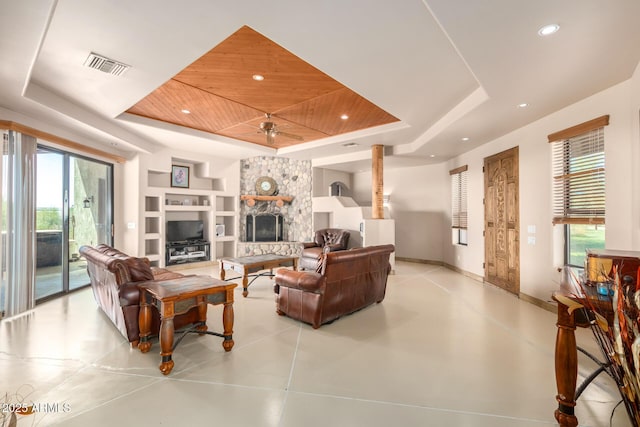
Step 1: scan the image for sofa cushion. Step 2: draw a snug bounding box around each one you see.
[123,257,154,282]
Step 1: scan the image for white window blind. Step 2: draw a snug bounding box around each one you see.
[450,165,468,229]
[550,116,607,225]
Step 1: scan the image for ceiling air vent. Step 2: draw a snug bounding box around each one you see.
[83,53,130,76]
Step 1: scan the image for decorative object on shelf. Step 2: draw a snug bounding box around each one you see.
[255,176,277,196]
[171,165,190,188]
[183,199,192,206]
[216,224,225,237]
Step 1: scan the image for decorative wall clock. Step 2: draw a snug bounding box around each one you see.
[255,176,277,196]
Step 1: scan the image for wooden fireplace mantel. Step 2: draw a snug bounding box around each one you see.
[240,195,293,207]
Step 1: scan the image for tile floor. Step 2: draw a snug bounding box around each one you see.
[0,262,631,426]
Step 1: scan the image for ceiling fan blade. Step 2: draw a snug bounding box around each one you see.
[276,131,304,141]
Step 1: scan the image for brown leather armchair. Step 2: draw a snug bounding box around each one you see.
[275,244,395,328]
[299,228,351,271]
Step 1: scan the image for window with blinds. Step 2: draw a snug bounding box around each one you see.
[450,165,468,234]
[549,116,608,225]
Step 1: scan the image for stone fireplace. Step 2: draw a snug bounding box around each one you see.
[238,157,312,256]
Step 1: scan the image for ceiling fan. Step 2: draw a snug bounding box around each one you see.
[259,113,303,145]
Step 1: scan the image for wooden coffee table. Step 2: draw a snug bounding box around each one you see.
[219,254,297,297]
[137,275,236,375]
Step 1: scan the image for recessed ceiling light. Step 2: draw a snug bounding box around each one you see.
[518,103,529,108]
[181,109,191,114]
[461,137,470,142]
[342,142,358,147]
[252,74,264,81]
[429,154,436,158]
[340,114,349,120]
[538,24,560,36]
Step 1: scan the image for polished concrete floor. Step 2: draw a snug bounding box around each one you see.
[0,262,631,426]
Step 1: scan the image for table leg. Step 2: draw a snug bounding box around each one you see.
[138,291,152,353]
[158,304,175,375]
[222,301,235,352]
[196,297,208,334]
[242,272,249,297]
[554,301,579,427]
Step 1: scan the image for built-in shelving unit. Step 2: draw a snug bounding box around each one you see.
[143,170,238,267]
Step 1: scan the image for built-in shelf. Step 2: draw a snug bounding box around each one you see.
[165,205,212,212]
[143,180,238,266]
[240,195,293,207]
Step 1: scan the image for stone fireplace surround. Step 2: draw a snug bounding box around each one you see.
[237,157,312,257]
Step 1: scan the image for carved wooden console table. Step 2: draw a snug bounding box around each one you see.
[553,284,635,426]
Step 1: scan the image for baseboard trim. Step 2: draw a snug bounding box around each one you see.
[397,257,555,313]
[442,263,485,283]
[395,257,443,266]
[519,292,556,313]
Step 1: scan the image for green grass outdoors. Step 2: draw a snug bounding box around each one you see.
[568,224,605,267]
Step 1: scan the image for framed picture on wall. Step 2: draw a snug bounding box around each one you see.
[171,165,190,188]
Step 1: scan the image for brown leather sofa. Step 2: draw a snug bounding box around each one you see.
[274,244,395,328]
[80,244,201,346]
[299,228,351,271]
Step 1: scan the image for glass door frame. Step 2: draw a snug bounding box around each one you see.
[36,144,114,303]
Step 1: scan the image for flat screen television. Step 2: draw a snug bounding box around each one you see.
[166,220,204,243]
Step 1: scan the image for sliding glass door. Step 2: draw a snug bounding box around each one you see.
[35,149,65,299]
[35,147,113,301]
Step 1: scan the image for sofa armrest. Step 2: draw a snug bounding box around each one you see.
[302,242,318,249]
[275,269,323,292]
[118,281,141,307]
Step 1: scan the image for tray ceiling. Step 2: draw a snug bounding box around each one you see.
[126,26,399,149]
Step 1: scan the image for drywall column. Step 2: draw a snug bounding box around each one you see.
[372,144,384,219]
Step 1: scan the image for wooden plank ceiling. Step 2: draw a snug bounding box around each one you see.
[126,26,399,149]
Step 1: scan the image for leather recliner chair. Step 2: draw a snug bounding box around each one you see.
[299,228,350,271]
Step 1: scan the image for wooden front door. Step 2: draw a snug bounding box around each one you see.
[484,147,520,294]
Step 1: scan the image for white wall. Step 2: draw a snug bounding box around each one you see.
[448,77,637,302]
[312,168,353,197]
[353,163,447,261]
[350,68,640,303]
